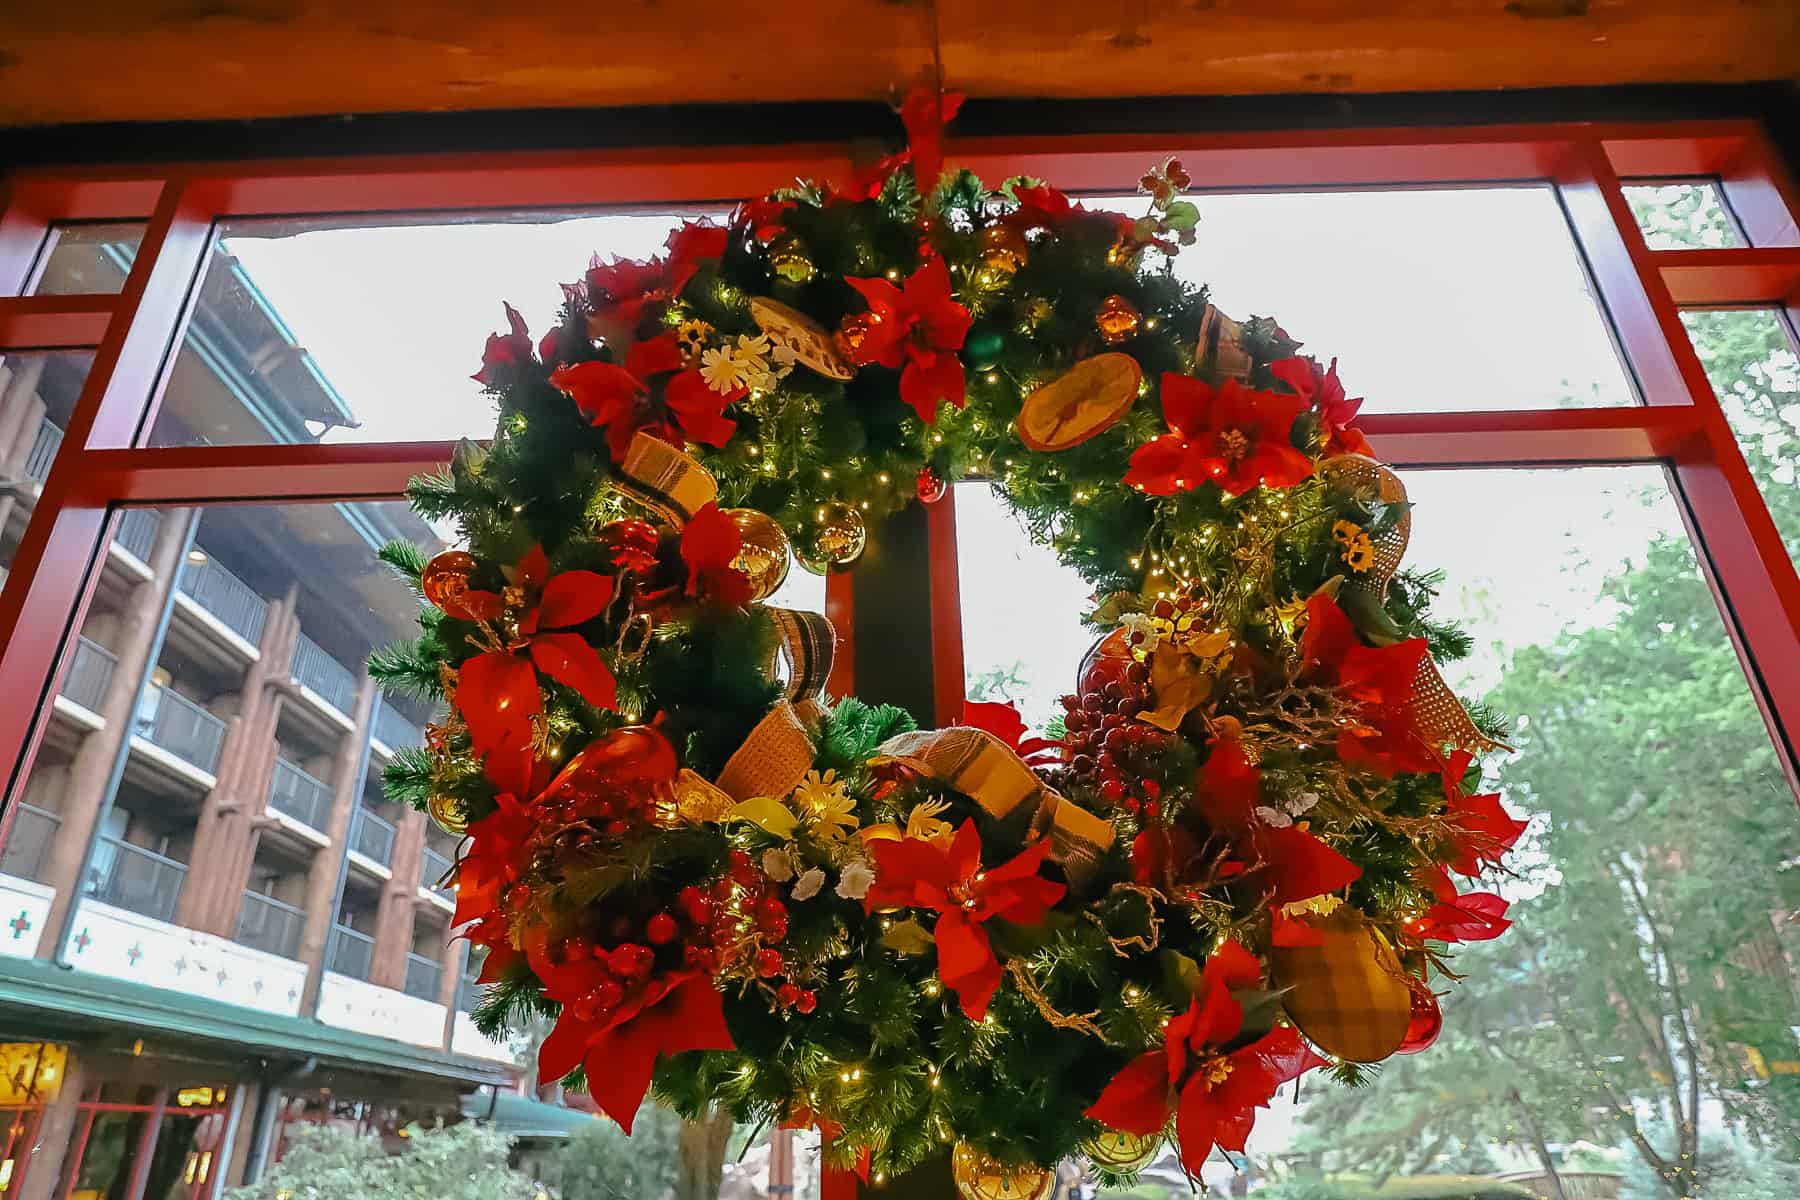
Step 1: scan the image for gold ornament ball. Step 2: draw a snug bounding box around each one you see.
[723,507,792,602]
[975,224,1029,287]
[797,502,866,574]
[768,234,817,285]
[1095,294,1142,345]
[951,1144,1053,1200]
[427,793,469,837]
[1081,1129,1160,1172]
[421,550,480,613]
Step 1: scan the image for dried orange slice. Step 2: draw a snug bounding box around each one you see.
[1015,352,1142,452]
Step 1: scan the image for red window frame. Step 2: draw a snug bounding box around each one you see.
[1,118,1797,821]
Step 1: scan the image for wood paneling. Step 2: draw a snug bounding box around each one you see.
[1,1,1796,127]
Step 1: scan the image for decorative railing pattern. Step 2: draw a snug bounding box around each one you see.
[24,417,62,483]
[267,758,331,830]
[372,701,424,752]
[0,802,61,882]
[291,631,357,715]
[350,808,396,866]
[113,508,162,562]
[420,847,455,899]
[236,890,305,960]
[135,687,226,775]
[88,837,187,922]
[329,923,375,980]
[61,636,117,713]
[179,554,268,645]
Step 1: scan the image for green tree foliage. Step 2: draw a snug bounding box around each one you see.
[1278,257,1800,1198]
[547,1101,682,1200]
[226,1122,545,1200]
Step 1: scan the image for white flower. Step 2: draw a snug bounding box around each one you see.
[762,847,795,882]
[1253,805,1292,828]
[791,867,827,901]
[1119,611,1161,651]
[1256,790,1320,829]
[699,345,753,393]
[835,861,875,900]
[768,340,798,379]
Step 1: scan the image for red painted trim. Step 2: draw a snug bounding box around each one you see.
[1716,127,1800,249]
[825,571,854,699]
[1655,247,1800,305]
[925,489,966,728]
[0,295,115,349]
[1361,406,1704,466]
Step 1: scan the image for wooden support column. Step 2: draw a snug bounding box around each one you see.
[296,672,376,1011]
[848,504,941,727]
[369,807,425,992]
[15,1046,84,1200]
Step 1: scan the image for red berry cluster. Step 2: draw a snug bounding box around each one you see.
[719,851,816,1015]
[1059,631,1174,817]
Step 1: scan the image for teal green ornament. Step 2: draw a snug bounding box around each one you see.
[964,324,1006,372]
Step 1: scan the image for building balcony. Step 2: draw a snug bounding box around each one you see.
[177,553,268,650]
[403,951,443,1002]
[349,808,396,871]
[113,507,162,565]
[85,837,186,923]
[0,801,60,884]
[23,416,61,485]
[420,847,455,904]
[59,635,117,715]
[370,701,423,758]
[328,923,375,981]
[132,685,226,780]
[290,630,357,720]
[235,890,305,960]
[267,757,331,834]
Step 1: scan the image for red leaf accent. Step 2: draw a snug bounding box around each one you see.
[528,632,618,710]
[1083,1051,1170,1136]
[536,570,614,631]
[456,650,540,756]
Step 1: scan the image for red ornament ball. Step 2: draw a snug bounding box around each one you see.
[794,989,818,1014]
[608,943,654,979]
[917,466,946,504]
[596,517,662,576]
[646,913,679,945]
[777,982,802,1007]
[755,948,785,978]
[1396,988,1443,1054]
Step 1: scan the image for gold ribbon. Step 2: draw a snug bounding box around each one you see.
[618,431,719,527]
[764,605,836,723]
[1197,303,1252,383]
[1323,455,1507,758]
[716,700,816,804]
[871,727,1115,888]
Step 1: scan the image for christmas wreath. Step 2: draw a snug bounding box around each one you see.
[375,92,1525,1193]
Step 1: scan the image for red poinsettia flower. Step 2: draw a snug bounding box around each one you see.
[1299,594,1438,778]
[1271,356,1373,458]
[1193,737,1361,907]
[473,302,536,386]
[735,197,797,242]
[1125,376,1313,498]
[535,965,735,1131]
[1440,750,1528,877]
[679,502,755,610]
[551,332,742,462]
[1007,183,1136,238]
[582,220,728,346]
[452,789,539,930]
[453,546,618,762]
[1411,865,1511,943]
[843,257,972,423]
[1085,941,1326,1175]
[864,818,1065,1019]
[959,700,1061,764]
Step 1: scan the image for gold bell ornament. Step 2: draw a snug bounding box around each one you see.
[723,507,792,602]
[1095,294,1142,345]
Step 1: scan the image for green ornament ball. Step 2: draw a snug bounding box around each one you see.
[964,324,1006,372]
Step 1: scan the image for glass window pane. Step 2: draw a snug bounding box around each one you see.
[1625,181,1746,250]
[1,351,93,578]
[28,222,145,295]
[149,211,719,447]
[1679,308,1800,560]
[955,466,1797,1193]
[1113,186,1636,412]
[0,499,467,1048]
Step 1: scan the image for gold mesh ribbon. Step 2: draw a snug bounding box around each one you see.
[716,700,816,804]
[618,431,719,527]
[1197,303,1253,383]
[1323,455,1507,758]
[764,606,836,722]
[872,727,1115,888]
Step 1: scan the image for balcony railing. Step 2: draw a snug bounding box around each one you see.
[23,417,62,484]
[135,687,226,775]
[236,890,305,960]
[350,808,395,866]
[179,554,268,646]
[291,631,357,715]
[267,758,331,830]
[0,802,61,883]
[88,837,187,922]
[403,952,444,1002]
[113,508,162,563]
[372,702,423,752]
[329,923,375,981]
[457,973,485,1015]
[60,636,117,713]
[421,847,455,899]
